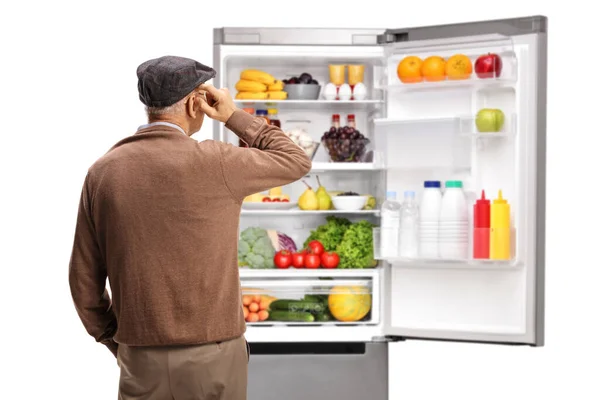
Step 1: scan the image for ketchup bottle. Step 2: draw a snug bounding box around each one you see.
[473,190,490,259]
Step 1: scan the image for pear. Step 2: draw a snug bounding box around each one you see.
[298,180,319,211]
[315,176,332,210]
[363,194,377,210]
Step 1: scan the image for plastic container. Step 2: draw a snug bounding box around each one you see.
[490,190,511,260]
[419,181,442,258]
[473,190,491,259]
[439,180,469,259]
[380,191,402,258]
[399,191,419,258]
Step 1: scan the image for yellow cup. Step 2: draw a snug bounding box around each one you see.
[348,65,365,86]
[329,65,346,86]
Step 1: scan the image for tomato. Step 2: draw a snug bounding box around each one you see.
[307,240,325,256]
[304,253,321,269]
[320,252,340,269]
[291,251,306,268]
[262,197,271,202]
[281,198,289,202]
[274,250,292,269]
[271,197,281,202]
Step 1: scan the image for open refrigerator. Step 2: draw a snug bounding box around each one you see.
[213,15,547,400]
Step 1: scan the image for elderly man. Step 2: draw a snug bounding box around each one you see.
[68,55,312,399]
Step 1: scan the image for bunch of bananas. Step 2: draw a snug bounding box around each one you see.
[235,70,287,100]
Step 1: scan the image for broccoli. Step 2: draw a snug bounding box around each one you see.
[238,227,275,269]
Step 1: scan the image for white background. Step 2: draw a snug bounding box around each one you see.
[1,1,598,399]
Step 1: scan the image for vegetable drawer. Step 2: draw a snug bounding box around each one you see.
[241,278,377,326]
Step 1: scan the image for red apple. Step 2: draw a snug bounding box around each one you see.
[475,53,502,79]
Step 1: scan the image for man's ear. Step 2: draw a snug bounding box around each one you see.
[186,96,197,118]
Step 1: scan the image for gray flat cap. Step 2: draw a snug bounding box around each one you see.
[137,55,216,108]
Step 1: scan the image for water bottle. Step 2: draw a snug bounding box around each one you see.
[399,191,419,258]
[419,181,443,259]
[381,191,401,258]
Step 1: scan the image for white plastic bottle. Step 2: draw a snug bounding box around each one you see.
[399,191,419,258]
[419,181,443,259]
[439,180,469,259]
[380,191,402,258]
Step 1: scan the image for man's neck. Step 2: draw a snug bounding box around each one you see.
[148,116,190,136]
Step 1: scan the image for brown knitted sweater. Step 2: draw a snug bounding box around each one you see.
[68,111,312,355]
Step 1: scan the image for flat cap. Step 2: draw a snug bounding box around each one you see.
[137,55,216,108]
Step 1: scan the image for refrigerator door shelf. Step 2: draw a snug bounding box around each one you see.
[372,227,519,269]
[382,37,518,90]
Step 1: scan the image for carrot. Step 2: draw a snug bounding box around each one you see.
[242,296,252,306]
[258,310,269,321]
[247,312,259,323]
[248,302,259,313]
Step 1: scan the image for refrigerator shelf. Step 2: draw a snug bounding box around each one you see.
[234,99,384,110]
[241,209,380,216]
[246,321,376,327]
[239,267,380,279]
[310,162,383,172]
[385,258,518,270]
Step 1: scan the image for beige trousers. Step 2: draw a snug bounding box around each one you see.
[117,335,249,400]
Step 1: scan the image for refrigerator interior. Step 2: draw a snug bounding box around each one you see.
[214,19,545,346]
[216,45,389,342]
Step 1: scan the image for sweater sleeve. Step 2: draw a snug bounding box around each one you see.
[68,174,118,357]
[217,110,312,200]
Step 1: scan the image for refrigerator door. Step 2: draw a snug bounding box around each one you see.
[377,16,547,345]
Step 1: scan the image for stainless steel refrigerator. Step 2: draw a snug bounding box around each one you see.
[212,15,547,400]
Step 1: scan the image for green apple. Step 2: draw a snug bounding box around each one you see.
[475,108,505,132]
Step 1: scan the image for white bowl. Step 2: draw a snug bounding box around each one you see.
[332,195,368,211]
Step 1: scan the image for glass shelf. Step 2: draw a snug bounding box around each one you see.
[309,162,383,172]
[241,209,380,217]
[234,99,384,110]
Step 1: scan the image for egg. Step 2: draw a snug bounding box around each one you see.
[338,83,352,101]
[323,83,337,100]
[352,82,367,100]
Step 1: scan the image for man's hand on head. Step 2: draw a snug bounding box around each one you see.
[198,84,238,123]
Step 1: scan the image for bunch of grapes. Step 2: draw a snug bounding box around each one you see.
[321,126,370,162]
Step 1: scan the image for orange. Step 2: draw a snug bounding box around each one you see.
[445,54,473,80]
[421,56,446,81]
[397,56,423,83]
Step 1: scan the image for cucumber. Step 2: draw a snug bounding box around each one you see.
[302,295,327,303]
[315,311,333,322]
[268,310,315,322]
[269,300,325,313]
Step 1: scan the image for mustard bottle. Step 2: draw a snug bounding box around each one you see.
[490,190,511,260]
